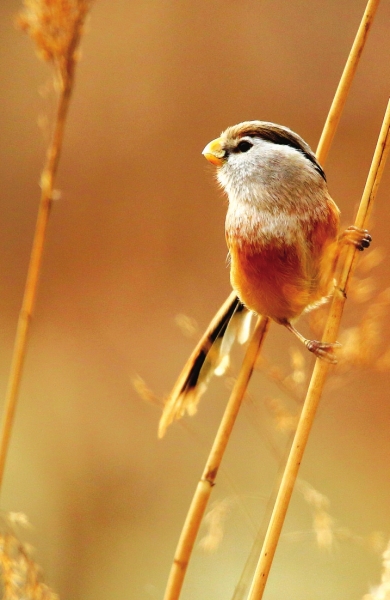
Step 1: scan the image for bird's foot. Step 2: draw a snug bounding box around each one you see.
[304,339,341,364]
[340,226,372,251]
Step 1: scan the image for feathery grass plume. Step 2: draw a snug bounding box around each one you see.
[255,356,304,405]
[298,480,329,511]
[298,482,385,555]
[198,498,234,553]
[174,314,199,339]
[338,287,390,368]
[289,348,307,384]
[0,513,58,600]
[132,375,164,409]
[297,480,334,551]
[366,532,387,555]
[348,275,377,304]
[262,348,308,395]
[263,397,298,433]
[362,539,390,600]
[358,246,385,274]
[312,509,334,551]
[17,0,93,87]
[335,528,386,554]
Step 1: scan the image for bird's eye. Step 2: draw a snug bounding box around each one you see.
[236,140,253,153]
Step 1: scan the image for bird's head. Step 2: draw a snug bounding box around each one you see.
[202,121,326,185]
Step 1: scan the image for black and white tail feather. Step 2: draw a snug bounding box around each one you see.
[158,293,252,437]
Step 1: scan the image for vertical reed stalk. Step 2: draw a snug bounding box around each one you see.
[0,1,93,493]
[247,99,390,600]
[0,85,71,491]
[316,0,381,163]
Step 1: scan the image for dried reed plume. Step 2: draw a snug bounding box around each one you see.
[363,539,390,600]
[0,513,58,600]
[17,0,92,87]
[198,498,234,553]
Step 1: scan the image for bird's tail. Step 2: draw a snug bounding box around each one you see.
[159,292,251,437]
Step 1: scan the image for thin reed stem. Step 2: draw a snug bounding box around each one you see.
[163,317,269,600]
[0,82,73,492]
[247,98,390,600]
[316,0,381,164]
[0,1,92,493]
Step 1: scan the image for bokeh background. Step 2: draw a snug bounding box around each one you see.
[0,1,390,598]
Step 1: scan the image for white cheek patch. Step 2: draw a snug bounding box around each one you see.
[217,158,261,204]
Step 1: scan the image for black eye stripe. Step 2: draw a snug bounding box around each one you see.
[236,128,326,181]
[257,133,326,180]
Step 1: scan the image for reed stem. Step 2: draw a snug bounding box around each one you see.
[0,80,74,491]
[316,0,381,164]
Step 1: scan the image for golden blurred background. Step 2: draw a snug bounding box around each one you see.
[0,1,390,598]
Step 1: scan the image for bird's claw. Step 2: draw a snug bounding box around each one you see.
[305,340,341,364]
[342,226,372,251]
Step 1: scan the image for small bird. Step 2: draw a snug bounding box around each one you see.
[159,121,371,436]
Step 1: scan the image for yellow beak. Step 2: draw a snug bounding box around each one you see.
[202,137,225,166]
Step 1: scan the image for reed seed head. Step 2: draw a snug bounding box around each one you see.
[17,0,93,85]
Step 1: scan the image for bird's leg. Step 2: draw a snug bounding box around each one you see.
[283,322,340,364]
[339,225,372,251]
[282,227,371,364]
